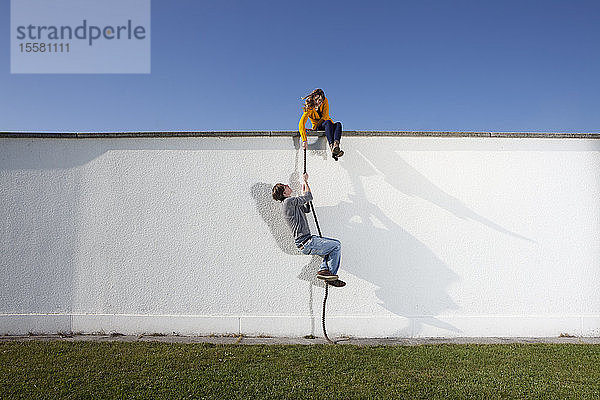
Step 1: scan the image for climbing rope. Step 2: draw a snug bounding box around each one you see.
[303,146,335,344]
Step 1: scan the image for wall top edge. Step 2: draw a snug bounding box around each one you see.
[1,131,599,139]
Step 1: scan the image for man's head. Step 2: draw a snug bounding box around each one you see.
[272,183,292,201]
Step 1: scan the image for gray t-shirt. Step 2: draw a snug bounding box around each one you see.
[282,192,313,246]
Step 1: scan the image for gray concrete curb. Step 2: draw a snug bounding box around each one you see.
[2,335,600,346]
[0,131,599,139]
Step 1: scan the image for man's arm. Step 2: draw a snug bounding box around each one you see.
[302,202,311,213]
[302,173,311,194]
[297,173,313,205]
[301,174,312,212]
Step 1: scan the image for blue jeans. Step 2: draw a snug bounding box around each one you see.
[316,120,342,144]
[300,235,341,275]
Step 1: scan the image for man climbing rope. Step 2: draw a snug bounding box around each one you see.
[272,173,345,287]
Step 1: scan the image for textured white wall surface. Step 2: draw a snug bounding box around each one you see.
[1,136,599,337]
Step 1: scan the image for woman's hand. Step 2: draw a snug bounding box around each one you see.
[302,141,307,150]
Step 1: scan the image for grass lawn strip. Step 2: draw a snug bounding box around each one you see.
[1,342,599,399]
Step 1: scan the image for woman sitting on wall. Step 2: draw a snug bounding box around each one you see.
[298,88,344,160]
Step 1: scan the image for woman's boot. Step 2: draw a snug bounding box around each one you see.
[329,142,339,161]
[332,141,344,159]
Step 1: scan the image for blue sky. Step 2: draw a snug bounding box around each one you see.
[2,0,599,132]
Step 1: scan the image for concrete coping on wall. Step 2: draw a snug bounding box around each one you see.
[1,131,599,139]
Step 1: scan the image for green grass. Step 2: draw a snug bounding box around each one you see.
[1,342,600,399]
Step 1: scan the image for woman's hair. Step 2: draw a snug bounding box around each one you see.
[272,183,286,201]
[302,88,325,111]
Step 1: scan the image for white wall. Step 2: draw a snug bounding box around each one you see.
[1,136,599,337]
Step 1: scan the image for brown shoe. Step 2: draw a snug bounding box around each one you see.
[317,270,339,281]
[328,279,346,287]
[332,141,343,159]
[332,141,341,156]
[329,143,338,161]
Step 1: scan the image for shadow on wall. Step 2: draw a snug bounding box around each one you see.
[329,139,533,335]
[252,137,533,337]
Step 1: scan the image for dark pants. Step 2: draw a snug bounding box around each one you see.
[317,120,342,144]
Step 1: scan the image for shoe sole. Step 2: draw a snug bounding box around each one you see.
[317,274,339,281]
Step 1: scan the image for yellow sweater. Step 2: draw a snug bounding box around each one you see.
[298,97,333,142]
